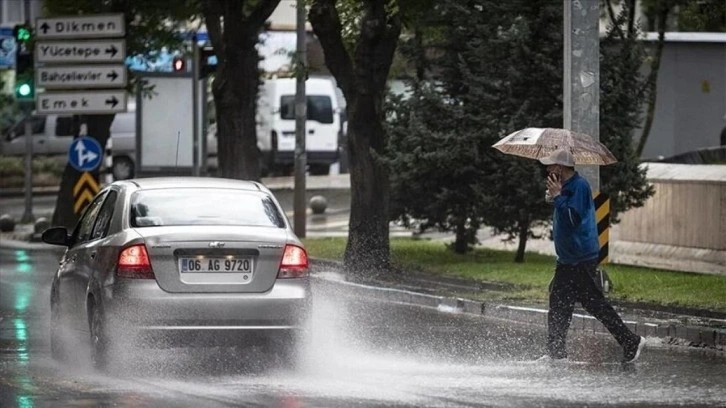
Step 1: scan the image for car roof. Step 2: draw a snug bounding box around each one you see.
[114,177,268,193]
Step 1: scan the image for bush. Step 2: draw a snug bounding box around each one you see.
[0,157,24,178]
[0,156,63,188]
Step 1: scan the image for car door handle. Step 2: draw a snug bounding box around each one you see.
[308,129,315,134]
[37,140,45,144]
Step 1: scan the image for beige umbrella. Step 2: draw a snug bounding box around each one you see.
[492,127,618,165]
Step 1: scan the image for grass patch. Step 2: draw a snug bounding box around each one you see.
[0,156,63,188]
[303,236,726,313]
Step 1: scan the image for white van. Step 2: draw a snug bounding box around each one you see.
[1,103,216,180]
[256,76,342,175]
[0,106,137,180]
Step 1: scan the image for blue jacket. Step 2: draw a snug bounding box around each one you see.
[552,173,600,265]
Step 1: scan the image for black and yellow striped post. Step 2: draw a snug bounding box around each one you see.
[73,172,100,215]
[593,192,610,265]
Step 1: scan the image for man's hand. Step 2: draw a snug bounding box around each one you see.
[546,173,562,198]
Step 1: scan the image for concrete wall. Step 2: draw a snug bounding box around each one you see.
[618,180,725,250]
[614,163,726,275]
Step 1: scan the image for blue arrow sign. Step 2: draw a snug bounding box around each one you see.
[68,136,102,172]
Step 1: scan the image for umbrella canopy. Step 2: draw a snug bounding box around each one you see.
[492,127,618,165]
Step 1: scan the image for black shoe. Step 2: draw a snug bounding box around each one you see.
[623,336,646,363]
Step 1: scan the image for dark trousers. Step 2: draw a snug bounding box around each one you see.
[547,260,639,358]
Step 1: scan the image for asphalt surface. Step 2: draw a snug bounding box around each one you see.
[2,247,726,407]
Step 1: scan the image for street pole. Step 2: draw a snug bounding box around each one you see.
[293,0,307,237]
[564,0,600,192]
[20,110,34,223]
[192,33,201,177]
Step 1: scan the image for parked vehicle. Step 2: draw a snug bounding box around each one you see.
[0,106,137,180]
[1,76,346,178]
[256,76,343,175]
[41,177,311,369]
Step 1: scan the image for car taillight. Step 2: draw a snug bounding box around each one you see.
[116,244,155,279]
[277,244,308,279]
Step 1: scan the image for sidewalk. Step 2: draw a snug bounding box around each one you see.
[309,259,726,352]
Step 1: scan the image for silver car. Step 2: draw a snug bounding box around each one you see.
[42,177,311,369]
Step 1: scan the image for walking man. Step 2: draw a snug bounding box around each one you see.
[540,149,645,363]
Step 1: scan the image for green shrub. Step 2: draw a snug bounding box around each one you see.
[0,157,24,177]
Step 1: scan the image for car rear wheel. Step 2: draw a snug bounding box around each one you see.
[88,301,109,370]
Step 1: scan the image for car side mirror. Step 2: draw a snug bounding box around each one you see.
[42,227,71,246]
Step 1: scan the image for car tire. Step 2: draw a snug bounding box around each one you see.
[111,156,134,180]
[88,301,109,370]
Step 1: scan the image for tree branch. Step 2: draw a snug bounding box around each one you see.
[309,0,355,97]
[605,0,625,40]
[626,0,636,39]
[203,0,225,66]
[354,1,402,93]
[248,0,281,27]
[637,2,670,156]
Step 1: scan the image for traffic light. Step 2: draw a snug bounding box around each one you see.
[13,25,31,42]
[13,24,34,101]
[172,56,185,72]
[199,46,217,78]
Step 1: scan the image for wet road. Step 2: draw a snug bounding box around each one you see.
[1,247,725,407]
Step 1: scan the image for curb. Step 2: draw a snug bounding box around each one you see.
[0,186,60,198]
[310,259,726,351]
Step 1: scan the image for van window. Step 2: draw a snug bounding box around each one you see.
[280,95,334,124]
[55,116,75,136]
[8,116,45,139]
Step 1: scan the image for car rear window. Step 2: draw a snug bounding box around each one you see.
[130,189,286,228]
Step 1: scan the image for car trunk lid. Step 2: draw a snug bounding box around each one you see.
[134,226,289,293]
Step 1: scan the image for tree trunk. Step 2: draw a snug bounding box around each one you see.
[514,212,530,263]
[453,219,468,254]
[212,40,260,180]
[309,0,402,277]
[203,0,281,181]
[636,2,670,157]
[344,93,390,274]
[52,114,114,229]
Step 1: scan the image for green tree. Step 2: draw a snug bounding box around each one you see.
[601,0,655,221]
[44,0,196,228]
[0,79,18,134]
[387,0,653,262]
[201,0,281,180]
[387,85,489,254]
[308,0,403,275]
[411,0,561,262]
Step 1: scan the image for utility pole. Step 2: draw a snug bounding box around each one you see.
[20,111,34,223]
[564,0,600,192]
[192,32,201,177]
[293,0,307,237]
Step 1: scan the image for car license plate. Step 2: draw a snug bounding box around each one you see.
[179,257,253,273]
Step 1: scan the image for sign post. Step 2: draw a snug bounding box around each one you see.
[35,13,127,115]
[36,13,127,221]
